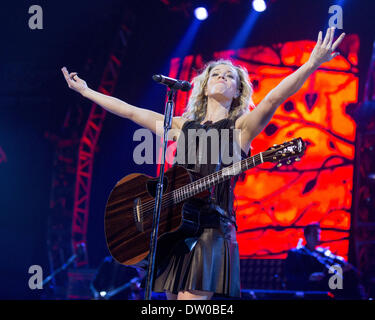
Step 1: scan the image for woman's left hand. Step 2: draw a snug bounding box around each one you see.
[308,27,346,68]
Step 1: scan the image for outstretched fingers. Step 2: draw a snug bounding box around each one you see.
[61,67,73,84]
[328,27,335,48]
[321,28,331,47]
[332,32,346,51]
[311,28,345,65]
[317,31,323,46]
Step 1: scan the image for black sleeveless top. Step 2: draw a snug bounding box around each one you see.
[173,117,248,224]
[150,117,246,297]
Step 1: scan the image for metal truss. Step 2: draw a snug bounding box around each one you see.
[46,11,134,298]
[71,17,134,268]
[46,104,85,298]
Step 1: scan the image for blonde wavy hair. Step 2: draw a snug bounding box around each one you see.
[182,59,254,122]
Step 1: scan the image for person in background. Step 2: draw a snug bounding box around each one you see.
[285,223,364,299]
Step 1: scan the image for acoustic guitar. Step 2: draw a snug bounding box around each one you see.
[105,137,306,266]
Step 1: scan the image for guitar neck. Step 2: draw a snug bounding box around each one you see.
[172,152,264,203]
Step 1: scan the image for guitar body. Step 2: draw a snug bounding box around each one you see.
[104,137,305,267]
[105,165,209,266]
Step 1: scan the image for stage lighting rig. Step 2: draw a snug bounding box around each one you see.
[252,0,267,12]
[194,7,208,20]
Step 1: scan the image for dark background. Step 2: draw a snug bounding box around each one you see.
[0,0,374,299]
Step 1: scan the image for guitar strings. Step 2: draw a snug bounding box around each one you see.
[138,153,262,215]
[138,142,300,215]
[137,153,263,216]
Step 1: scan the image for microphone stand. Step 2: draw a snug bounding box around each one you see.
[43,243,86,295]
[43,253,78,286]
[144,88,175,300]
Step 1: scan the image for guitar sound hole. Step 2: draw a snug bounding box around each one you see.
[146,177,168,198]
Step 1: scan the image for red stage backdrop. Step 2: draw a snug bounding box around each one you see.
[164,35,359,259]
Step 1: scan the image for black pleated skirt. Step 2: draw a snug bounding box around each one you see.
[152,214,241,298]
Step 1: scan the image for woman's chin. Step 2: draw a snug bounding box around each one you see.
[208,93,232,103]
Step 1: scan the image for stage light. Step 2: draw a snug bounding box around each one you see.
[228,10,260,50]
[99,291,107,297]
[194,7,208,20]
[252,0,266,12]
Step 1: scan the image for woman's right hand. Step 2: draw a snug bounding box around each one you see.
[61,66,88,95]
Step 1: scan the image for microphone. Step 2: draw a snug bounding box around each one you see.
[152,74,191,91]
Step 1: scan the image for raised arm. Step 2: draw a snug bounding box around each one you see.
[61,67,186,137]
[237,27,345,143]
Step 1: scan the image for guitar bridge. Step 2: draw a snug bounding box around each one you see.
[133,198,144,232]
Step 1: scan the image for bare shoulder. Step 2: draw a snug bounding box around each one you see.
[167,116,189,141]
[172,116,189,130]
